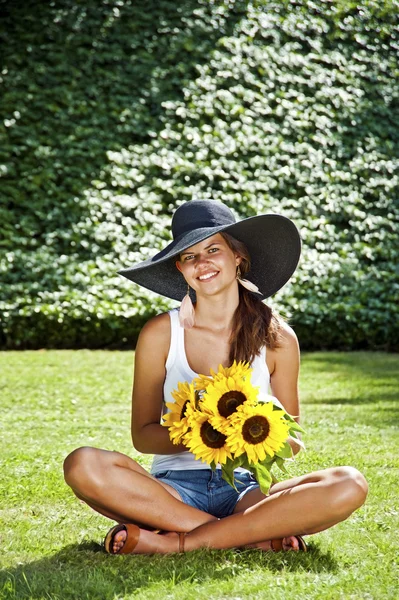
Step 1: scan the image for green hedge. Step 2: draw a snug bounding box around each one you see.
[1,0,398,350]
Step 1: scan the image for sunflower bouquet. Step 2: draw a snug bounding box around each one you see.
[163,361,304,494]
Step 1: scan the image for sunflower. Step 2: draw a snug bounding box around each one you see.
[162,381,197,444]
[216,360,252,380]
[193,360,252,391]
[225,402,290,464]
[199,370,259,431]
[184,411,232,465]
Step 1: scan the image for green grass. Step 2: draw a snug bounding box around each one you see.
[1,351,398,600]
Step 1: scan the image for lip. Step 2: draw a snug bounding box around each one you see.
[196,271,219,282]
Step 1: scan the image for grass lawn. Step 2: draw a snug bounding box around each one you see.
[0,350,398,600]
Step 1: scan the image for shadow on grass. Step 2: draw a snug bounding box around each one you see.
[302,352,399,378]
[305,395,399,428]
[308,390,399,405]
[302,353,399,425]
[0,541,338,599]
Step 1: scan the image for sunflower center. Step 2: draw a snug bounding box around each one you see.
[200,421,227,449]
[242,415,270,444]
[218,391,247,418]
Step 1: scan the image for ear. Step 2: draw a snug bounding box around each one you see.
[175,260,183,273]
[235,255,242,266]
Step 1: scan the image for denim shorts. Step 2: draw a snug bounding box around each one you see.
[153,469,260,519]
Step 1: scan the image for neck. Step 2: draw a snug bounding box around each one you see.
[193,288,240,332]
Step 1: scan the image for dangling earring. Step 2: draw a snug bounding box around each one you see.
[236,266,262,295]
[179,284,195,329]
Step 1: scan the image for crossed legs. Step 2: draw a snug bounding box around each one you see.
[64,447,218,531]
[63,446,368,554]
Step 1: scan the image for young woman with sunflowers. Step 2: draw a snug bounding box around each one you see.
[63,200,368,555]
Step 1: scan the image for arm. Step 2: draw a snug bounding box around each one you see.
[131,314,186,455]
[268,322,302,455]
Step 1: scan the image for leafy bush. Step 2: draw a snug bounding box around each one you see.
[1,0,398,350]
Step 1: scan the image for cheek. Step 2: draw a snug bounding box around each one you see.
[176,262,193,280]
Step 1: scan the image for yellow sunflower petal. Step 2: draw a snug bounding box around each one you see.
[225,402,290,465]
[184,412,231,465]
[163,382,197,444]
[200,373,259,422]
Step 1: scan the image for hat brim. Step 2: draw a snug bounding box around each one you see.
[118,214,301,301]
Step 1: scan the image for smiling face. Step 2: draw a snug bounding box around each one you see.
[175,233,241,297]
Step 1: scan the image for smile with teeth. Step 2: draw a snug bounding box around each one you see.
[197,271,218,281]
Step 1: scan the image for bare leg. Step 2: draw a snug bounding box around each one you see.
[233,467,364,551]
[63,447,217,532]
[112,466,368,554]
[65,446,305,553]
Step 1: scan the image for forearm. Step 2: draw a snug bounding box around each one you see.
[132,423,186,455]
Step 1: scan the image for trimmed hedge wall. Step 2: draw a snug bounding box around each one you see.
[1,0,398,350]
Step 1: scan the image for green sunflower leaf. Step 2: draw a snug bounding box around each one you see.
[221,456,243,490]
[251,462,273,495]
[285,418,306,434]
[221,466,236,490]
[238,456,251,471]
[276,441,293,459]
[275,456,288,474]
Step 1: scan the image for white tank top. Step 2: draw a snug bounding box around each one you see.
[150,308,272,473]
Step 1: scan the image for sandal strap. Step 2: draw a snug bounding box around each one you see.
[120,524,140,554]
[270,538,284,551]
[178,532,186,553]
[270,536,307,552]
[297,535,307,552]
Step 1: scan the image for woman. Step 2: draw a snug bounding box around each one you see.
[63,200,368,554]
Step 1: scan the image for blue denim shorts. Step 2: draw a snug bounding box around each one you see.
[153,469,260,519]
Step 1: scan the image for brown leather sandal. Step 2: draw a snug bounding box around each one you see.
[178,532,186,553]
[104,523,141,554]
[270,536,307,552]
[104,524,187,555]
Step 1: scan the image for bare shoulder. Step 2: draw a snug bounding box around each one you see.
[136,312,171,357]
[139,312,171,338]
[267,320,299,375]
[278,321,300,353]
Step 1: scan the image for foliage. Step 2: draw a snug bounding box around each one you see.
[0,350,398,599]
[0,0,398,349]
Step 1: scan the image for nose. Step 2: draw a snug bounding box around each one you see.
[195,253,211,267]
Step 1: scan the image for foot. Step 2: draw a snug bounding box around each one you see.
[246,536,303,552]
[282,536,301,551]
[112,528,127,554]
[108,526,181,555]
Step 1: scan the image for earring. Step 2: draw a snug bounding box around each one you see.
[179,284,195,329]
[236,266,262,295]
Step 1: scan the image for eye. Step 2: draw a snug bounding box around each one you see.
[183,254,195,262]
[208,247,219,254]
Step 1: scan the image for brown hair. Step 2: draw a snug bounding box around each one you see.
[221,232,284,364]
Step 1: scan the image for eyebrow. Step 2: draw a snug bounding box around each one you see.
[180,242,220,257]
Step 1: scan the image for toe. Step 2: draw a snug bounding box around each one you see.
[282,536,300,551]
[113,529,127,553]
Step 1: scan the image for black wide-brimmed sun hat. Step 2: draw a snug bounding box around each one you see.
[118,200,301,301]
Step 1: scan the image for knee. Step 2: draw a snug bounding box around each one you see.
[329,466,368,517]
[63,446,100,490]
